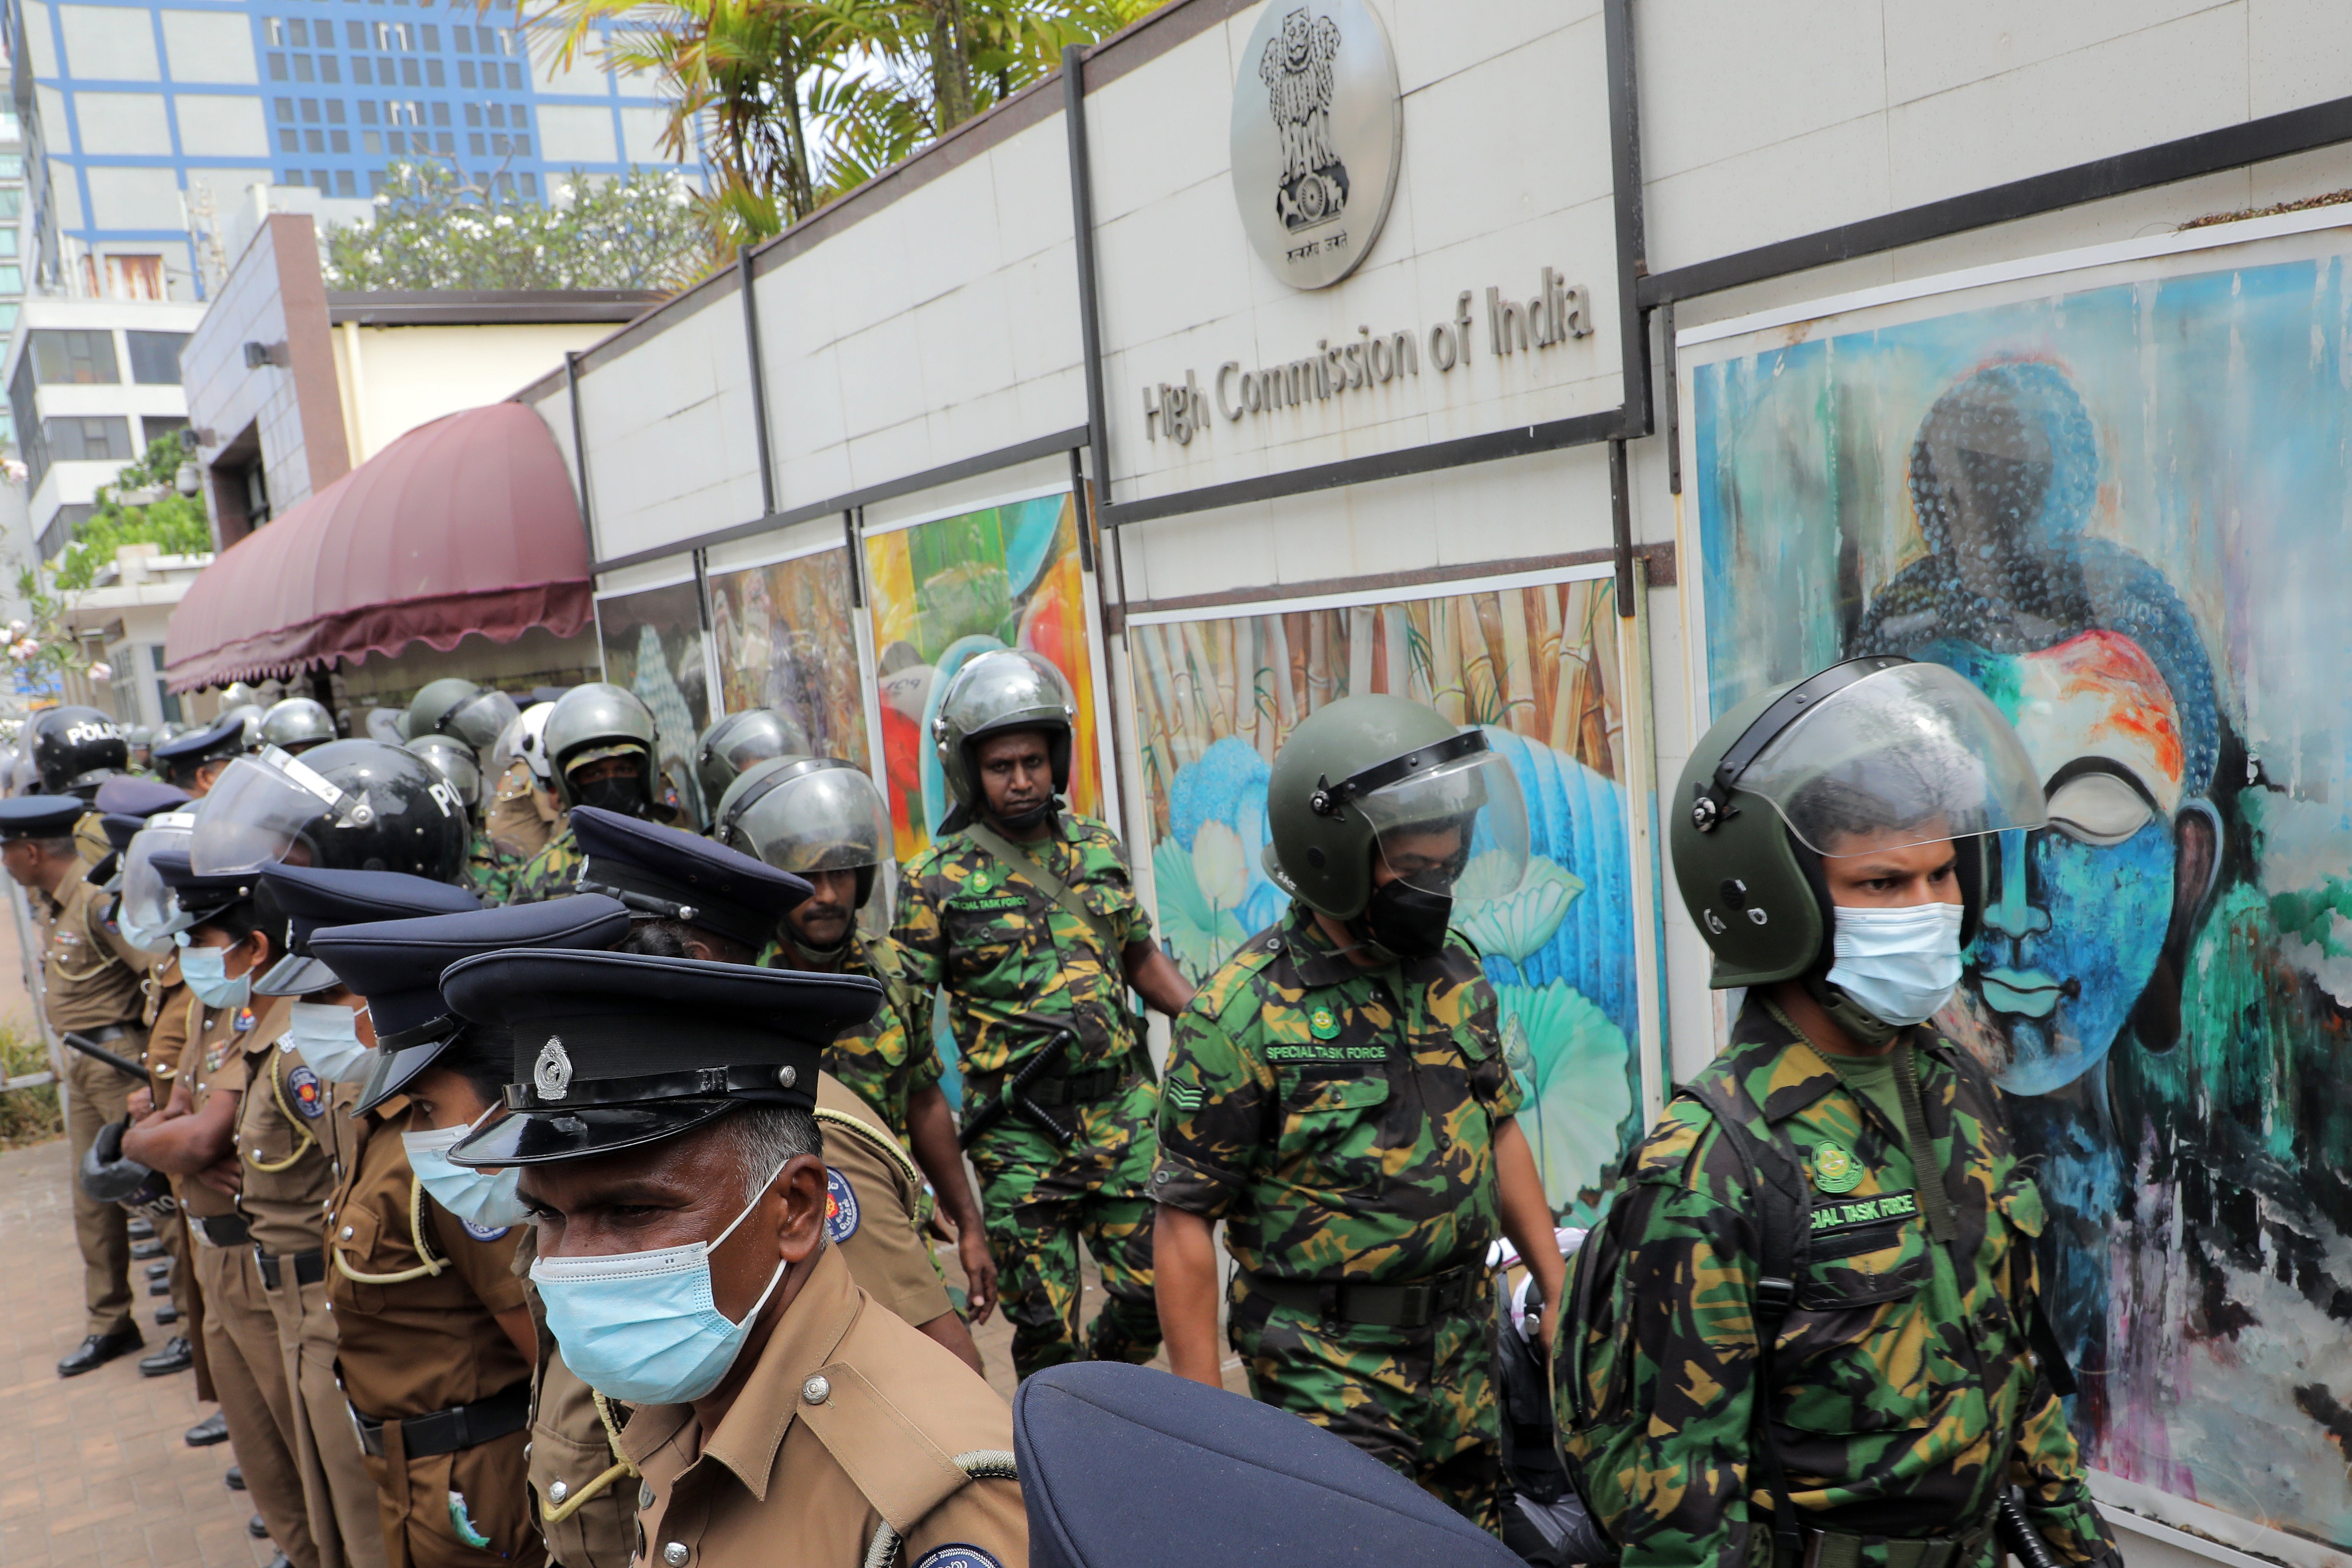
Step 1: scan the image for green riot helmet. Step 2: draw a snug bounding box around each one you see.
[259,697,337,753]
[695,708,809,812]
[407,678,520,754]
[544,682,659,814]
[931,650,1076,833]
[405,733,483,811]
[1671,656,2048,992]
[1264,694,1529,961]
[714,756,891,910]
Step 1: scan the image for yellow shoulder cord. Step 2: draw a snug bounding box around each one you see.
[243,1049,318,1172]
[538,1391,640,1525]
[331,1175,448,1284]
[813,1106,923,1189]
[860,1452,1017,1568]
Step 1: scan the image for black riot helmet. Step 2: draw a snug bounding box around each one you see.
[30,706,128,799]
[189,740,470,884]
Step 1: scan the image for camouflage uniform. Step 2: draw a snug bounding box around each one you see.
[465,826,523,906]
[762,933,939,1143]
[1154,901,1522,1529]
[893,810,1161,1378]
[504,822,580,905]
[1557,1001,2115,1568]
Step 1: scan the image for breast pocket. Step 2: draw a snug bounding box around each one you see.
[1279,1072,1391,1197]
[1774,1196,1935,1436]
[327,1204,389,1315]
[944,897,1029,981]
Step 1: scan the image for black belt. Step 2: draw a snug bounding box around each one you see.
[1775,1519,1997,1568]
[192,1213,251,1247]
[255,1249,324,1289]
[1240,1262,1483,1329]
[352,1381,531,1460]
[80,1024,134,1044]
[1023,1065,1133,1108]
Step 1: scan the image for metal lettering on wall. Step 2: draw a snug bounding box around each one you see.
[1140,271,1591,444]
[1230,0,1402,290]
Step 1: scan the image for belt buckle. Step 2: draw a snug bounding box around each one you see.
[1396,1281,1432,1328]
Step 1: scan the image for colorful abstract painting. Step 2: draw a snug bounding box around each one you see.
[861,492,1103,862]
[1687,236,2352,1548]
[1126,577,1643,1220]
[708,547,870,766]
[594,579,711,827]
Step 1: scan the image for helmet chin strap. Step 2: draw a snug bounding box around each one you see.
[1801,972,1902,1050]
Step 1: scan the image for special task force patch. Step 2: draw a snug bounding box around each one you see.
[287,1065,327,1120]
[913,1547,1002,1568]
[1810,1140,1864,1194]
[824,1167,861,1243]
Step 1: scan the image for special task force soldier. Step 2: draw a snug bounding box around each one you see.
[893,650,1194,1378]
[1555,658,2120,1568]
[442,945,1030,1568]
[405,680,525,900]
[1150,696,1566,1533]
[508,684,670,905]
[714,756,998,1322]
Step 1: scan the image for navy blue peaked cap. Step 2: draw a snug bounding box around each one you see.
[153,716,243,772]
[441,948,880,1166]
[1014,1364,1525,1568]
[99,813,150,852]
[149,846,260,924]
[0,795,88,840]
[568,804,811,951]
[252,864,483,999]
[309,895,632,1114]
[93,777,188,818]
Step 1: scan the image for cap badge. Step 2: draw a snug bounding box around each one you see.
[535,1036,573,1101]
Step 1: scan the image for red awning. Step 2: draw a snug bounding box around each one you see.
[165,402,591,691]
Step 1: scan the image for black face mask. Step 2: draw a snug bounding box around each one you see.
[1359,878,1452,962]
[572,775,644,817]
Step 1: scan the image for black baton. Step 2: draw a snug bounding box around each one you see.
[959,1028,1075,1150]
[62,1032,149,1081]
[1999,1492,2065,1568]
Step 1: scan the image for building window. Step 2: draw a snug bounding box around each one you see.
[312,169,330,189]
[457,58,475,87]
[504,62,519,89]
[425,58,443,85]
[0,231,18,260]
[420,23,438,48]
[321,55,340,82]
[140,414,188,448]
[401,58,418,85]
[434,131,451,153]
[385,130,404,153]
[28,329,119,385]
[46,417,132,463]
[268,52,288,78]
[293,54,314,81]
[485,103,503,127]
[359,100,379,124]
[519,172,537,197]
[515,133,530,156]
[301,98,321,121]
[463,102,480,126]
[430,100,449,125]
[0,307,21,332]
[327,100,346,124]
[346,20,368,47]
[289,18,310,45]
[352,56,371,83]
[489,132,507,155]
[369,170,385,194]
[279,129,300,152]
[306,128,324,152]
[335,170,355,195]
[363,130,381,153]
[330,129,348,152]
[0,267,23,294]
[266,17,285,43]
[275,97,295,122]
[0,156,24,178]
[468,131,483,156]
[126,331,187,385]
[453,25,469,50]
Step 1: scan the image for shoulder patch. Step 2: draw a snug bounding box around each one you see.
[824,1166,861,1243]
[287,1065,327,1120]
[460,1219,511,1242]
[913,1547,1002,1568]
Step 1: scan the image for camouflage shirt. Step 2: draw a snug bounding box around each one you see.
[1557,1001,2112,1568]
[893,812,1152,1083]
[465,825,524,906]
[504,821,580,905]
[1152,901,1523,1283]
[761,932,940,1141]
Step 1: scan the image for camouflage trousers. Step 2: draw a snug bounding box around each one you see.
[968,1082,1162,1380]
[1228,1275,1503,1534]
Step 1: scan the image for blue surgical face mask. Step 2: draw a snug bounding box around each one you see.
[1825,902,1966,1027]
[530,1162,789,1405]
[287,1001,372,1084]
[176,936,253,1011]
[403,1107,530,1233]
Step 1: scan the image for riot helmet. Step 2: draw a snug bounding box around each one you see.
[408,678,520,755]
[544,682,659,815]
[695,708,809,812]
[222,703,266,752]
[117,810,197,950]
[125,724,154,768]
[190,740,470,884]
[932,650,1076,832]
[220,681,261,709]
[1264,695,1528,962]
[259,697,337,754]
[1669,657,2046,1019]
[405,732,483,811]
[714,756,891,913]
[503,701,558,791]
[364,708,407,744]
[29,705,128,797]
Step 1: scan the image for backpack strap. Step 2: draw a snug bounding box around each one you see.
[1681,1069,1811,1564]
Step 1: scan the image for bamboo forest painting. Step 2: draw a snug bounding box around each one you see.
[1688,237,2352,1547]
[1126,577,1644,1219]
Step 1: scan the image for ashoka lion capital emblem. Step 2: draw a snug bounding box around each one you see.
[1260,8,1348,231]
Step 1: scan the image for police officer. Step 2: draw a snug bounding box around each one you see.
[27,705,130,801]
[404,734,503,901]
[261,699,339,755]
[1555,658,2119,1568]
[693,708,807,814]
[1150,695,1563,1532]
[482,704,560,881]
[507,684,668,905]
[563,803,985,1371]
[121,848,318,1568]
[443,947,1029,1568]
[0,793,154,1375]
[715,755,996,1321]
[893,650,1192,1379]
[156,714,249,797]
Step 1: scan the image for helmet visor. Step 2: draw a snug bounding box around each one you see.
[721,764,889,881]
[119,814,195,951]
[1349,734,1531,907]
[408,740,482,808]
[446,690,520,752]
[190,748,368,874]
[1733,662,2049,858]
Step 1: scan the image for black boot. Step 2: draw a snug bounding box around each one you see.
[56,1328,141,1378]
[226,1465,245,1491]
[184,1410,229,1446]
[137,1336,192,1377]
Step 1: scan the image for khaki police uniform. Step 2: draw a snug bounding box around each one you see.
[141,950,200,1363]
[40,860,150,1337]
[523,1070,956,1566]
[183,993,320,1568]
[327,1094,543,1568]
[624,1242,1028,1568]
[239,1020,388,1568]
